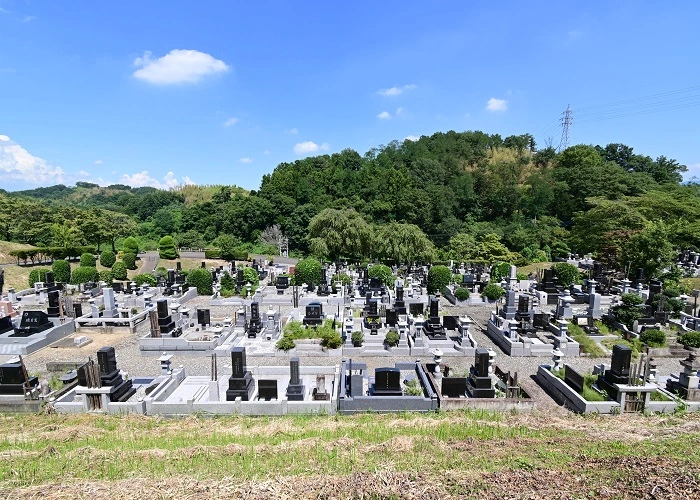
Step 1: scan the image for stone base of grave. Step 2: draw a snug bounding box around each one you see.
[226,372,254,401]
[286,383,305,401]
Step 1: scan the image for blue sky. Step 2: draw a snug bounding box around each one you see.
[1,0,699,191]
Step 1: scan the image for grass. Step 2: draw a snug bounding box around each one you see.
[517,261,554,276]
[1,411,699,498]
[602,335,644,361]
[650,390,672,402]
[567,322,606,357]
[552,369,608,402]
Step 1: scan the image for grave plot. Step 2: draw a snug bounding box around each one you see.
[422,348,535,411]
[537,344,683,414]
[337,359,438,414]
[0,308,75,355]
[662,337,700,412]
[273,312,343,357]
[144,347,339,416]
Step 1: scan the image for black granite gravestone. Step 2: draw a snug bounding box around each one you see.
[303,302,323,326]
[286,357,305,401]
[257,380,278,400]
[373,367,402,396]
[11,311,52,337]
[466,348,494,398]
[0,316,13,334]
[73,303,83,318]
[97,346,136,402]
[441,377,467,398]
[248,302,262,337]
[564,364,584,394]
[385,309,397,327]
[226,347,254,401]
[0,362,38,395]
[409,303,424,316]
[156,298,175,334]
[197,308,211,327]
[443,315,458,331]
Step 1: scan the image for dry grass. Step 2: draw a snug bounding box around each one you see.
[157,257,230,272]
[518,261,555,276]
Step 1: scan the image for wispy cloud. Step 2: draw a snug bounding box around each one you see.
[223,117,239,127]
[486,97,508,112]
[396,106,406,117]
[239,157,253,164]
[285,127,298,135]
[263,150,270,155]
[22,15,35,23]
[293,141,329,156]
[377,111,391,120]
[120,170,195,189]
[133,49,229,85]
[377,84,416,97]
[93,160,103,165]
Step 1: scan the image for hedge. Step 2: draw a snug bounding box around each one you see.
[133,273,157,287]
[10,246,96,265]
[70,266,100,285]
[204,249,221,259]
[28,268,50,288]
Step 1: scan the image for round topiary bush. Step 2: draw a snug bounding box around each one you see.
[99,270,114,286]
[639,329,666,348]
[368,264,394,288]
[294,257,322,286]
[482,283,505,301]
[133,273,157,287]
[455,287,470,301]
[51,259,71,283]
[28,268,50,288]
[121,252,137,270]
[427,265,451,294]
[158,236,179,260]
[385,331,400,347]
[80,253,96,267]
[70,266,100,285]
[553,262,583,286]
[678,331,700,348]
[99,250,116,268]
[122,236,139,255]
[111,261,128,281]
[186,268,213,295]
[490,262,511,282]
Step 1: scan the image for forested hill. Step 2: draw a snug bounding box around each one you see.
[1,130,697,277]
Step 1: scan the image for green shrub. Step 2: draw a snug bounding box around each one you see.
[220,288,236,298]
[133,273,157,287]
[455,287,470,301]
[351,331,364,347]
[122,252,137,270]
[186,268,213,295]
[99,270,114,286]
[639,329,667,348]
[28,268,50,288]
[70,266,99,285]
[332,273,353,286]
[553,262,583,286]
[220,271,235,291]
[99,250,116,268]
[276,335,296,351]
[51,259,71,283]
[80,253,96,267]
[158,236,179,260]
[678,331,700,348]
[122,236,139,255]
[243,267,259,287]
[482,283,505,300]
[233,250,249,261]
[204,249,221,259]
[427,265,451,293]
[490,262,511,282]
[385,331,400,347]
[321,330,343,349]
[404,378,423,396]
[111,262,128,280]
[294,257,322,286]
[368,264,394,288]
[611,293,645,329]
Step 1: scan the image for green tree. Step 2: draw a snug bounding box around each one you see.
[294,257,322,286]
[122,252,137,270]
[553,262,583,287]
[158,235,179,260]
[307,208,371,261]
[51,259,71,283]
[427,265,451,293]
[220,271,235,291]
[71,266,100,285]
[99,250,116,268]
[187,268,213,295]
[372,222,436,263]
[368,264,394,288]
[122,236,139,255]
[619,221,675,279]
[111,261,128,280]
[28,268,50,288]
[80,253,96,267]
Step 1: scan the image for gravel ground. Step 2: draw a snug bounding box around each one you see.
[3,293,690,412]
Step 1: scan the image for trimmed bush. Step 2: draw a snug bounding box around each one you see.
[204,249,221,259]
[111,261,128,280]
[51,259,71,283]
[243,267,259,287]
[351,331,364,347]
[28,268,50,288]
[99,250,116,268]
[186,268,213,295]
[368,264,394,288]
[294,257,322,286]
[639,329,666,348]
[71,266,99,285]
[553,262,583,287]
[233,250,249,261]
[122,236,139,255]
[220,271,235,291]
[678,331,700,348]
[385,331,400,347]
[455,287,470,301]
[482,283,505,300]
[122,252,137,270]
[158,236,179,260]
[80,253,96,267]
[427,265,451,293]
[490,262,511,282]
[133,273,157,287]
[99,270,114,286]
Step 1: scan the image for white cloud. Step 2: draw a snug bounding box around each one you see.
[568,29,582,39]
[377,111,391,120]
[377,84,416,97]
[264,150,270,155]
[486,97,508,112]
[78,170,90,177]
[396,106,406,116]
[133,49,229,85]
[22,15,36,22]
[285,128,298,135]
[0,135,66,184]
[119,170,194,189]
[404,135,420,142]
[223,117,239,127]
[239,157,253,164]
[93,159,103,165]
[293,141,329,155]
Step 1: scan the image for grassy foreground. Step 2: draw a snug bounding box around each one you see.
[1,411,699,499]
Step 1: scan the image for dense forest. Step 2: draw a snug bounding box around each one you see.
[0,130,696,278]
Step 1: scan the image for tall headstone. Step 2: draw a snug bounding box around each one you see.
[373,367,402,396]
[248,301,262,337]
[102,287,118,318]
[226,347,254,401]
[466,348,495,398]
[286,357,305,401]
[47,290,61,318]
[197,308,211,327]
[156,298,175,334]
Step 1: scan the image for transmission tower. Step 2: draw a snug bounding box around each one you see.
[558,105,572,151]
